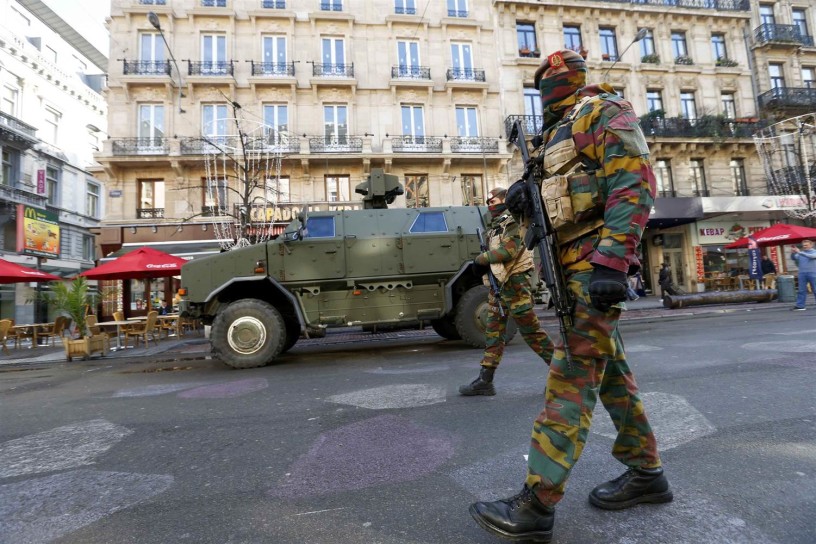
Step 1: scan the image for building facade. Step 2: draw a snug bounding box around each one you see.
[96,0,816,300]
[0,0,107,323]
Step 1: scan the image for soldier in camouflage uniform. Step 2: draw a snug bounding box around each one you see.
[469,50,672,543]
[459,187,554,396]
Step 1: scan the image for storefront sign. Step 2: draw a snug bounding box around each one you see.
[36,169,45,194]
[695,220,770,245]
[16,204,61,258]
[109,190,122,197]
[694,246,705,281]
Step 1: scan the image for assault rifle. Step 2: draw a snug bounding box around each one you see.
[476,227,505,318]
[508,121,573,359]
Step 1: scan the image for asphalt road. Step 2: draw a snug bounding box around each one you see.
[1,307,814,544]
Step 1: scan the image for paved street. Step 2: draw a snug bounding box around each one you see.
[1,302,814,544]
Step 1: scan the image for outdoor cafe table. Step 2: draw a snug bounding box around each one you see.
[11,323,53,349]
[157,314,181,338]
[95,320,136,351]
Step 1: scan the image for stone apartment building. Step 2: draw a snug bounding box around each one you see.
[0,0,108,323]
[96,0,815,301]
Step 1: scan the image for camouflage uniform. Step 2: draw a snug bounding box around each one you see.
[477,211,554,369]
[524,84,662,507]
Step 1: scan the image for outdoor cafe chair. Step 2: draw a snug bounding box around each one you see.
[0,319,11,354]
[38,316,71,346]
[124,311,160,348]
[86,314,111,352]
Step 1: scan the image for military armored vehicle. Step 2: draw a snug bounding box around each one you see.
[179,169,520,369]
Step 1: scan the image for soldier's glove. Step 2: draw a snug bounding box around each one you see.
[505,180,531,217]
[474,253,489,266]
[588,265,628,312]
[471,260,490,278]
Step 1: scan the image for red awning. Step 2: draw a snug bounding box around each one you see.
[724,224,816,249]
[78,247,188,280]
[0,258,62,284]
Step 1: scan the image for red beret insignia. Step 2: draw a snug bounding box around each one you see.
[548,52,564,68]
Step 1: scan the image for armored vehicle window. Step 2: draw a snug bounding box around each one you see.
[409,211,448,233]
[305,216,336,238]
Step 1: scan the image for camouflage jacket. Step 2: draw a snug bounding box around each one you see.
[476,212,534,282]
[542,83,656,274]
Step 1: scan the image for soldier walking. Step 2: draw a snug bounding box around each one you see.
[459,186,554,396]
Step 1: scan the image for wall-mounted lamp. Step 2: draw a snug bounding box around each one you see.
[151,226,158,233]
[130,227,137,234]
[147,11,186,113]
[201,224,208,231]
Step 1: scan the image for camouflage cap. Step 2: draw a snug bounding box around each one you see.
[487,186,507,201]
[533,49,587,90]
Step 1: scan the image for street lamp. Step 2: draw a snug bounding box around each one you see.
[602,28,649,79]
[147,11,185,113]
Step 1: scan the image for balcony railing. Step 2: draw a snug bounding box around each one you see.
[391,136,443,153]
[137,208,165,219]
[0,183,47,208]
[312,63,354,77]
[587,0,748,10]
[188,61,234,76]
[262,0,285,7]
[201,0,226,6]
[450,137,500,154]
[446,68,486,82]
[503,115,543,139]
[391,65,431,79]
[250,61,295,76]
[767,165,816,197]
[245,135,301,154]
[122,60,171,76]
[754,23,814,46]
[180,137,242,155]
[320,2,342,11]
[758,87,816,110]
[639,116,764,138]
[308,136,363,153]
[111,138,169,155]
[395,6,416,15]
[0,111,38,145]
[447,10,468,17]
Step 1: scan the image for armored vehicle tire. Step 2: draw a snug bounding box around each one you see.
[281,318,300,354]
[431,315,461,340]
[454,285,518,348]
[211,299,286,369]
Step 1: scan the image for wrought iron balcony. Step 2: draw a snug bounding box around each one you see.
[639,116,764,138]
[587,0,748,10]
[201,0,226,6]
[111,138,169,155]
[391,65,431,79]
[503,115,543,139]
[188,61,234,76]
[395,6,416,15]
[245,134,301,154]
[312,63,354,77]
[451,137,500,154]
[320,2,342,11]
[446,68,486,82]
[0,111,38,147]
[448,10,468,17]
[391,136,443,153]
[180,137,241,155]
[758,87,816,111]
[0,183,48,208]
[137,208,165,219]
[308,136,363,153]
[754,23,814,46]
[262,0,285,7]
[122,60,171,76]
[250,61,295,76]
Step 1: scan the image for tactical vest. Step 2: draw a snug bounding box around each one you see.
[539,94,607,244]
[488,213,534,284]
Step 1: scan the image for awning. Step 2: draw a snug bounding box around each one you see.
[102,241,223,262]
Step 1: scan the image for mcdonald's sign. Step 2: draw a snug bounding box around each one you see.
[16,204,60,258]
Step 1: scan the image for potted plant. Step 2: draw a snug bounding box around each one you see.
[519,47,531,56]
[602,53,610,61]
[715,56,738,67]
[42,277,106,360]
[641,53,660,64]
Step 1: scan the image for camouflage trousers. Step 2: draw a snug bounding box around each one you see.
[525,268,661,507]
[480,272,554,369]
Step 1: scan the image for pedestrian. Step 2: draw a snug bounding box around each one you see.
[658,262,672,300]
[760,255,776,276]
[469,49,671,543]
[459,186,555,396]
[158,300,170,315]
[791,238,816,311]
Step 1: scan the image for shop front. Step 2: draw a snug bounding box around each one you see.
[692,219,774,292]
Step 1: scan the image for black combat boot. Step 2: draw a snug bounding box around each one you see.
[469,485,554,543]
[459,366,496,396]
[588,466,673,510]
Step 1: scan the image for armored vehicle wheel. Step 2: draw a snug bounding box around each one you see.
[454,285,517,348]
[431,315,460,340]
[211,299,286,369]
[281,318,300,354]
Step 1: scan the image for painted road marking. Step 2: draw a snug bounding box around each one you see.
[112,382,208,397]
[177,378,268,399]
[741,340,815,353]
[0,469,173,543]
[0,419,133,478]
[623,344,663,352]
[367,364,451,374]
[327,384,446,409]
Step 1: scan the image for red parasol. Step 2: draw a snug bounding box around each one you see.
[724,224,816,249]
[0,257,62,284]
[79,247,188,280]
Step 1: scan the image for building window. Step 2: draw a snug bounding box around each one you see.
[263,104,289,144]
[671,31,689,59]
[45,165,60,205]
[447,0,467,18]
[769,63,785,89]
[86,182,100,217]
[721,93,737,119]
[563,25,582,52]
[711,34,727,62]
[140,32,165,66]
[321,0,342,11]
[82,235,95,261]
[730,159,748,196]
[45,45,58,63]
[793,9,810,39]
[201,34,227,73]
[401,105,425,140]
[802,67,815,89]
[654,159,674,197]
[689,159,708,197]
[680,91,697,121]
[203,178,228,215]
[321,37,346,71]
[44,107,60,145]
[456,106,479,137]
[138,103,165,144]
[450,42,474,76]
[759,4,775,26]
[599,28,618,61]
[138,180,165,218]
[267,176,290,203]
[639,29,655,57]
[646,90,663,113]
[395,0,416,15]
[405,174,429,208]
[461,174,483,206]
[1,149,13,186]
[324,105,348,142]
[202,104,229,143]
[614,88,625,99]
[325,175,350,202]
[517,23,537,54]
[1,85,18,116]
[397,40,421,73]
[524,87,542,118]
[262,35,287,71]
